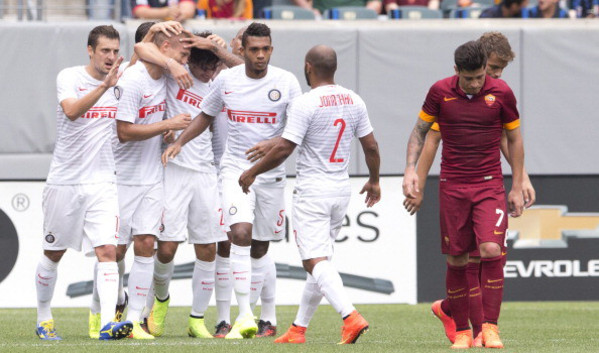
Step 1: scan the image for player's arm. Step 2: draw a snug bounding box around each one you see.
[176,0,196,20]
[180,35,244,68]
[500,131,535,208]
[239,137,297,194]
[403,129,440,215]
[359,132,381,208]
[117,113,191,143]
[505,126,525,217]
[60,57,124,121]
[133,5,177,20]
[403,118,433,199]
[134,42,193,89]
[162,111,214,165]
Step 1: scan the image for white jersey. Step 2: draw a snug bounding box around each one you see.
[282,84,373,197]
[113,62,167,186]
[165,69,215,173]
[200,64,302,184]
[47,66,117,185]
[211,108,229,169]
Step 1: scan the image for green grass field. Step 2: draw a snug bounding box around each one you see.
[3,302,599,352]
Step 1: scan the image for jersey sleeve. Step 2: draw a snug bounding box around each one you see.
[281,96,310,146]
[199,74,224,117]
[431,122,440,131]
[56,68,78,103]
[419,83,440,123]
[288,73,302,101]
[115,72,142,124]
[500,84,520,130]
[354,96,374,139]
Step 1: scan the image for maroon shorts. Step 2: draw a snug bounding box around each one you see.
[439,179,507,256]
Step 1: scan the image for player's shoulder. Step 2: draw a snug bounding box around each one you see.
[485,76,514,96]
[431,76,455,90]
[119,62,146,84]
[268,65,297,81]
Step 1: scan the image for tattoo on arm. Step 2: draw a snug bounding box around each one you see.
[406,119,433,169]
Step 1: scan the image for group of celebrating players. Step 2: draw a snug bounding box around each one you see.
[34,17,532,349]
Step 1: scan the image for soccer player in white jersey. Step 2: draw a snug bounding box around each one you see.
[35,25,133,341]
[239,45,381,345]
[113,28,192,339]
[131,30,243,338]
[163,22,302,339]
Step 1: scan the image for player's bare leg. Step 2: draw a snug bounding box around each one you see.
[214,239,233,337]
[188,243,216,338]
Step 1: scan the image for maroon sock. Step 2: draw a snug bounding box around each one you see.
[441,298,452,317]
[446,263,469,330]
[481,255,504,323]
[466,261,483,337]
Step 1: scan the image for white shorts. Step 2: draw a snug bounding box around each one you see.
[42,183,119,252]
[117,182,163,245]
[221,175,285,241]
[292,193,350,260]
[217,175,231,234]
[161,163,227,244]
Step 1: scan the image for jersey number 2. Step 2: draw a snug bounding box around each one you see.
[329,119,346,163]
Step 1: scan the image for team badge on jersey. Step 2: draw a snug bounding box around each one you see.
[114,86,122,101]
[268,89,281,102]
[485,94,496,107]
[45,232,55,243]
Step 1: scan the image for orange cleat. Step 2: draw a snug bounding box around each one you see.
[482,323,504,349]
[431,300,457,343]
[451,329,473,349]
[338,311,369,344]
[473,332,483,348]
[274,324,306,344]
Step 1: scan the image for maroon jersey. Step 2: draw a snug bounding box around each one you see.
[419,75,520,183]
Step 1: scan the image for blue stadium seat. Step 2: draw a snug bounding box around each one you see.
[449,5,490,17]
[388,6,443,18]
[324,6,378,19]
[261,5,316,19]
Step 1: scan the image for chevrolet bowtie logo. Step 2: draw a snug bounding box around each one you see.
[508,206,599,248]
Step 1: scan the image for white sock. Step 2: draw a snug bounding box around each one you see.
[126,255,154,322]
[117,259,126,305]
[249,256,267,309]
[259,254,277,325]
[215,255,232,324]
[96,261,119,327]
[141,281,154,320]
[191,259,215,317]
[36,255,58,324]
[91,261,101,315]
[312,261,354,318]
[153,256,174,301]
[294,273,323,327]
[230,244,252,319]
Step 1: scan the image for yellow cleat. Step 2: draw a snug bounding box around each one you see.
[451,329,473,349]
[225,314,257,339]
[129,321,155,340]
[187,317,214,338]
[148,296,170,337]
[88,311,101,339]
[482,323,504,349]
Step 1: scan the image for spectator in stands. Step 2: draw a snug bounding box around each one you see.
[569,0,597,17]
[479,0,528,17]
[197,0,253,18]
[384,0,440,13]
[131,0,197,21]
[293,0,382,17]
[523,0,568,16]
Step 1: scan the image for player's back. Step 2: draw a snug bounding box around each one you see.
[284,85,372,197]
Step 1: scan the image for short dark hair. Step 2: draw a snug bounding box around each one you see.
[88,25,120,50]
[189,31,220,69]
[135,21,156,43]
[479,31,515,62]
[242,22,271,47]
[454,40,487,72]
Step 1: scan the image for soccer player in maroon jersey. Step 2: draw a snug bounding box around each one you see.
[403,32,536,348]
[403,40,525,349]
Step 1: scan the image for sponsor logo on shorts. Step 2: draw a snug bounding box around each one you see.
[494,230,504,235]
[268,89,281,102]
[45,232,55,243]
[159,223,165,233]
[229,206,237,215]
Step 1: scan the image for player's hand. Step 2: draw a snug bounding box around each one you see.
[180,36,215,51]
[508,188,524,217]
[151,20,183,37]
[167,59,193,90]
[402,168,419,199]
[163,130,175,144]
[167,113,191,130]
[522,173,536,208]
[246,139,276,162]
[239,170,256,194]
[360,180,381,208]
[162,143,182,166]
[403,190,423,215]
[207,34,227,48]
[103,56,124,88]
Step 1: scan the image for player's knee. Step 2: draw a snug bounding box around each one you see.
[195,243,216,262]
[217,240,231,257]
[95,244,117,262]
[157,241,178,263]
[43,249,65,263]
[447,254,469,267]
[133,235,156,257]
[479,242,501,258]
[115,244,127,262]
[250,240,269,258]
[230,229,251,246]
